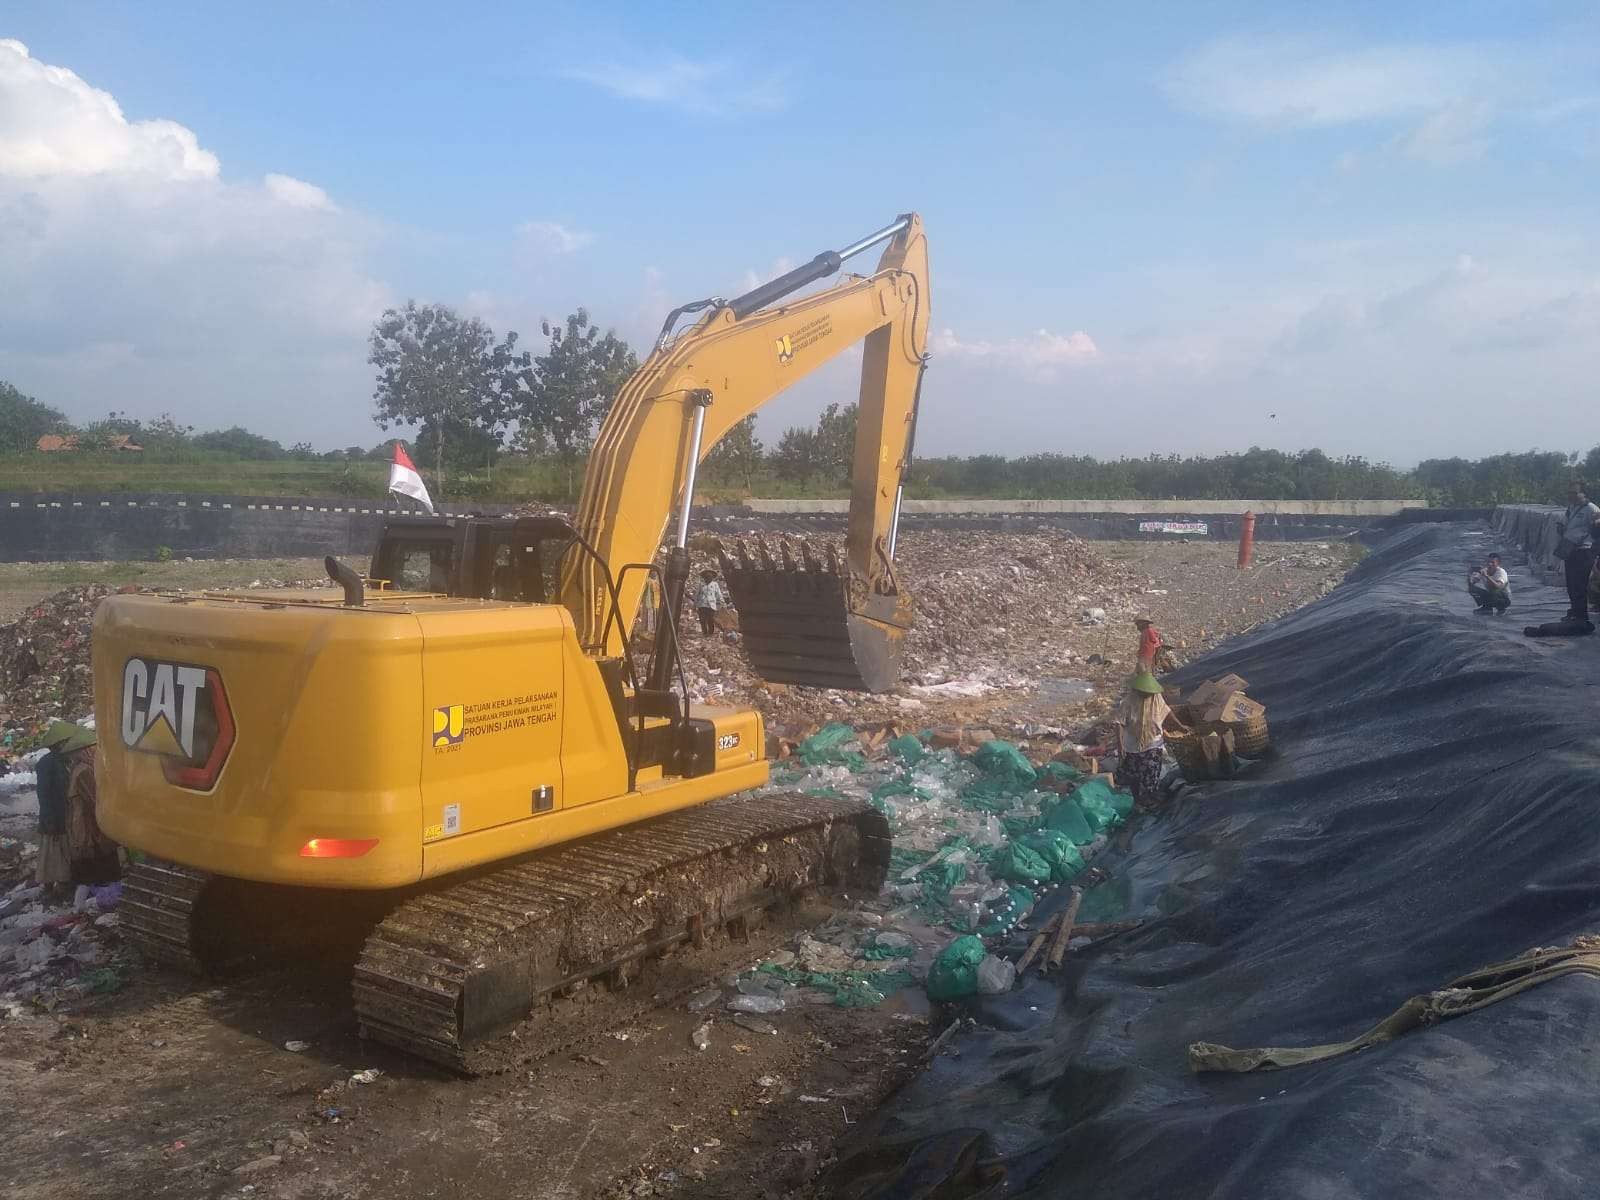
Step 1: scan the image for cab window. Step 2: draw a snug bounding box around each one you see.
[380,541,453,592]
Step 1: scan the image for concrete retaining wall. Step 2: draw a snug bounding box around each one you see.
[0,493,511,562]
[0,491,1413,563]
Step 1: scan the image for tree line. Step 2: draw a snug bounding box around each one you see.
[8,317,1600,507]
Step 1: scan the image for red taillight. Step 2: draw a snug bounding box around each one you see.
[299,837,380,858]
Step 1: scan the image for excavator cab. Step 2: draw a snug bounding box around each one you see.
[370,515,574,603]
[369,514,713,784]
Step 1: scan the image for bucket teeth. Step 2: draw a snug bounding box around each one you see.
[714,535,910,691]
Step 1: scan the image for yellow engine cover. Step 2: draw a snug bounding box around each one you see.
[94,590,767,889]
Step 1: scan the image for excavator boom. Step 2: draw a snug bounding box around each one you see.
[567,214,930,691]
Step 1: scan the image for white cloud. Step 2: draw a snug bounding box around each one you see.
[932,327,1100,374]
[264,172,335,210]
[563,54,787,116]
[1391,101,1492,165]
[0,40,390,443]
[0,39,219,180]
[516,219,594,254]
[1166,35,1503,128]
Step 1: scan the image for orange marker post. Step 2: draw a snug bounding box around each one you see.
[1238,510,1256,569]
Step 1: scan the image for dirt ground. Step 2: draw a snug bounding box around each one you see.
[0,901,931,1200]
[0,537,1356,1199]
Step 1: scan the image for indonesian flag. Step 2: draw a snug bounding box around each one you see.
[388,443,434,514]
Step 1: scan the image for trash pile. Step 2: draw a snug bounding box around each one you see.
[685,723,1143,1015]
[0,880,130,1011]
[0,585,110,758]
[673,530,1159,729]
[1165,672,1270,781]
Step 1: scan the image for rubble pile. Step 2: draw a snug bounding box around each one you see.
[0,881,130,1011]
[672,530,1160,732]
[665,532,1353,739]
[892,530,1149,684]
[0,585,111,755]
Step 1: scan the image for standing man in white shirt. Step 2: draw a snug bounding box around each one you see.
[1467,554,1511,614]
[694,569,728,636]
[1557,482,1600,621]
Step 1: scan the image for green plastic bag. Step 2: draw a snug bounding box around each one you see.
[858,947,913,962]
[991,840,1052,884]
[1023,829,1086,882]
[978,885,1037,935]
[887,734,926,765]
[1044,798,1095,845]
[798,723,865,767]
[1107,786,1135,819]
[971,740,1037,789]
[1072,777,1122,832]
[926,935,987,1000]
[1040,760,1083,784]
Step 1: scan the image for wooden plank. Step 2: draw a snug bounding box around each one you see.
[1045,887,1085,972]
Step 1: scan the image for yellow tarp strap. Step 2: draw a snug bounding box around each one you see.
[1190,936,1600,1074]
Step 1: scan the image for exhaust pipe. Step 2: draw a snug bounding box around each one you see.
[325,556,365,607]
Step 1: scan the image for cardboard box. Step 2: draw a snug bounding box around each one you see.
[1203,691,1267,724]
[1217,693,1266,723]
[1187,673,1251,709]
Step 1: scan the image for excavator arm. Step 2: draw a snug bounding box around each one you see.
[565,214,930,691]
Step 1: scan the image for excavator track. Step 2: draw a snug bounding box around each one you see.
[353,791,889,1074]
[121,859,211,974]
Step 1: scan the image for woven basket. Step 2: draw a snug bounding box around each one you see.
[1165,725,1210,774]
[1229,712,1270,756]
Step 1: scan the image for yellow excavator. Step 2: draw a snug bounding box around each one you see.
[94,215,930,1072]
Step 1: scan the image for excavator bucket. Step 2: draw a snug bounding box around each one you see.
[717,538,912,692]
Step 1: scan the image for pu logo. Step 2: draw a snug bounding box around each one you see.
[775,334,794,364]
[120,657,235,790]
[434,704,465,748]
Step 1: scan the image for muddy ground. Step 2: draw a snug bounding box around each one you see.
[0,538,1356,1199]
[0,903,930,1200]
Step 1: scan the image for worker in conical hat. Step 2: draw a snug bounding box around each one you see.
[34,722,81,898]
[1114,672,1171,807]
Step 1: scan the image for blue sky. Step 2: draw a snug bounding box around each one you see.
[2,2,1596,464]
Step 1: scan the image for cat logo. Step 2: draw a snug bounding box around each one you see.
[433,704,465,748]
[120,657,235,791]
[775,334,795,364]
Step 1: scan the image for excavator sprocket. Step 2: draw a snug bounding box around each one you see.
[717,537,911,692]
